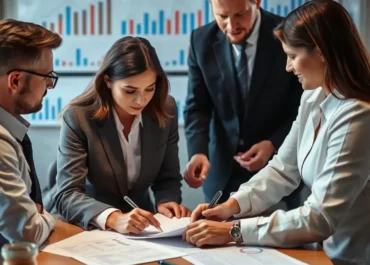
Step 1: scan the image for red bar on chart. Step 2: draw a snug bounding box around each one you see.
[90,5,95,35]
[175,11,180,34]
[74,12,78,35]
[107,0,112,34]
[58,14,63,34]
[198,10,202,27]
[167,19,171,34]
[129,20,134,34]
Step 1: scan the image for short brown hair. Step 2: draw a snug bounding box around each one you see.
[0,19,62,75]
[65,36,171,128]
[274,0,370,102]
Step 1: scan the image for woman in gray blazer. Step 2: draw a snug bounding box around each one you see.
[55,37,190,235]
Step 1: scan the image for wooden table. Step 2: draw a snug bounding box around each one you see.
[37,220,332,265]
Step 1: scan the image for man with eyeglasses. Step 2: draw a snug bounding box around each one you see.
[0,19,62,247]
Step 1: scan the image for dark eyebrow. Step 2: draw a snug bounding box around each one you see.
[123,81,156,89]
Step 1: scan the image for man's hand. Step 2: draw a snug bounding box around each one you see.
[189,199,240,223]
[184,154,210,188]
[234,140,275,172]
[183,220,234,247]
[157,202,192,218]
[106,209,161,234]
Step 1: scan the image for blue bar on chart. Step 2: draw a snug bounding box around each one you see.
[38,112,43,120]
[144,13,149,35]
[121,21,127,35]
[182,14,187,34]
[277,5,282,16]
[271,7,275,13]
[58,98,62,114]
[190,13,195,31]
[83,58,88,66]
[298,0,303,5]
[45,98,49,120]
[76,49,81,66]
[264,0,268,10]
[291,0,296,10]
[66,6,71,35]
[204,0,209,25]
[51,106,56,120]
[179,50,185,65]
[55,59,60,67]
[159,10,165,34]
[137,24,142,35]
[152,21,157,35]
[284,6,289,16]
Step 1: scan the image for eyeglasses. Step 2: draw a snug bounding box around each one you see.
[7,68,59,88]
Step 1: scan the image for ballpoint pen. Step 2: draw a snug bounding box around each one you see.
[199,190,223,220]
[158,260,177,265]
[123,195,163,232]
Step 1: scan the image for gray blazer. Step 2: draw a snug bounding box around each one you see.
[55,96,182,230]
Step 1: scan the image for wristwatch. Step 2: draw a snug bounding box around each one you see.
[229,220,243,244]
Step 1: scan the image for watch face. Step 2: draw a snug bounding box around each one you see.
[231,227,240,238]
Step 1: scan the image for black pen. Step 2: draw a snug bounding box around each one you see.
[124,196,163,232]
[158,260,177,265]
[199,190,223,220]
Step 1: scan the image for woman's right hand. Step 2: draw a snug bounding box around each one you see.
[190,198,241,223]
[106,209,161,234]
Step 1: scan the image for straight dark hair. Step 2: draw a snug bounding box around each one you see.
[64,36,171,128]
[274,0,370,101]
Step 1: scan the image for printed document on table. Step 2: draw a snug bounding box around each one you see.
[183,246,308,265]
[42,230,184,265]
[124,213,190,239]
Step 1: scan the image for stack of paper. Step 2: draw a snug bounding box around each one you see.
[124,213,190,239]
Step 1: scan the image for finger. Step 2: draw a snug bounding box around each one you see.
[181,206,192,217]
[128,218,146,231]
[169,203,181,218]
[199,163,209,180]
[159,205,173,218]
[186,223,204,244]
[242,146,258,160]
[190,204,208,223]
[138,209,161,228]
[195,237,210,248]
[202,205,224,218]
[131,213,150,228]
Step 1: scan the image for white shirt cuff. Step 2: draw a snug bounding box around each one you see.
[230,191,252,218]
[41,209,56,231]
[91,208,120,230]
[240,217,259,245]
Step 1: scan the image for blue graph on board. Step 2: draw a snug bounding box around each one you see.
[31,97,62,121]
[262,0,309,16]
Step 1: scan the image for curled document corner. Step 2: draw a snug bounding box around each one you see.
[124,213,191,239]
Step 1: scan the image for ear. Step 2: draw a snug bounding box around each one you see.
[314,47,325,63]
[7,71,22,92]
[104,74,112,89]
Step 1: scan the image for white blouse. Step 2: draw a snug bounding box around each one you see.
[231,88,370,264]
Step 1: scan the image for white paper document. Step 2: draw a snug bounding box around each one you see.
[183,246,308,265]
[42,230,184,265]
[124,213,190,239]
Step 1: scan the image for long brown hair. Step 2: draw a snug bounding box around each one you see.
[65,36,171,128]
[274,0,370,101]
[0,19,62,74]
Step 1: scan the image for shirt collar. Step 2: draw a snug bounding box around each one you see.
[306,87,347,122]
[112,108,143,132]
[0,107,29,141]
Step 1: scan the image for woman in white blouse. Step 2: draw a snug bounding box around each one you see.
[183,1,370,264]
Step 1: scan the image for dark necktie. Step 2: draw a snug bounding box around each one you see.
[235,42,249,126]
[19,134,43,210]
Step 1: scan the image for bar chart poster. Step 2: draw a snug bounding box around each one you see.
[22,76,189,126]
[16,0,214,73]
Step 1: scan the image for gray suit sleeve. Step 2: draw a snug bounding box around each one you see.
[0,135,55,245]
[55,108,112,230]
[151,98,182,206]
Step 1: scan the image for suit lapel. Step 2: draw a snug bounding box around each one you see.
[244,11,276,121]
[96,113,128,196]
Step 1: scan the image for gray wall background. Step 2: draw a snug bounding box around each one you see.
[1,0,369,210]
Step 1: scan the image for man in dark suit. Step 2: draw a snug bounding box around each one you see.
[184,0,303,205]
